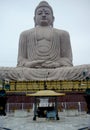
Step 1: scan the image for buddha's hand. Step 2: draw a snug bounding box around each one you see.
[41,59,72,68]
[42,61,60,68]
[24,60,45,68]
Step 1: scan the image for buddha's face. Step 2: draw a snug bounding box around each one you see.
[34,6,54,26]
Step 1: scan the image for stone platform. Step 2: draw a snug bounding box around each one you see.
[0,111,90,130]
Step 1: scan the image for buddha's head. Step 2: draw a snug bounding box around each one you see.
[34,1,54,27]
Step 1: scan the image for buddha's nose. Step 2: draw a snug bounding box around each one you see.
[42,12,46,17]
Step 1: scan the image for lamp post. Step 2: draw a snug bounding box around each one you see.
[0,80,7,116]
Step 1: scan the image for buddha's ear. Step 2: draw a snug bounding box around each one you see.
[34,16,35,22]
[34,16,36,26]
[51,16,55,27]
[53,16,55,23]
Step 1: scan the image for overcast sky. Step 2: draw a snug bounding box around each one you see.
[0,0,90,67]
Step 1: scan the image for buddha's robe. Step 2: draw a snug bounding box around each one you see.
[0,27,90,81]
[17,27,73,68]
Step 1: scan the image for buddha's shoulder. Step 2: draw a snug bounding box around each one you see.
[20,28,70,37]
[53,28,70,36]
[20,28,36,36]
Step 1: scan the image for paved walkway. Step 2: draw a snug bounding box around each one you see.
[0,111,90,130]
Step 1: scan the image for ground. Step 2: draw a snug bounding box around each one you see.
[0,111,90,130]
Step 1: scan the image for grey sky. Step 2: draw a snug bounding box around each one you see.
[0,0,90,67]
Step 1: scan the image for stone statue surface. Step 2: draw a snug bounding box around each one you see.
[0,1,90,81]
[17,1,73,68]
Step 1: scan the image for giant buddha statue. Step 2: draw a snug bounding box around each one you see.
[0,1,90,81]
[17,1,73,68]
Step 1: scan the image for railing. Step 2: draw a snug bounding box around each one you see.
[6,103,33,112]
[6,102,87,113]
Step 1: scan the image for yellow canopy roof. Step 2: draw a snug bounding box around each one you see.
[26,90,65,97]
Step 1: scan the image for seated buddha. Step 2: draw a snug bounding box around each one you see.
[0,1,90,81]
[17,1,73,68]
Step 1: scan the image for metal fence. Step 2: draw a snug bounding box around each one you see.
[6,102,87,112]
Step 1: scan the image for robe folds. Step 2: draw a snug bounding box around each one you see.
[17,27,73,68]
[0,28,90,81]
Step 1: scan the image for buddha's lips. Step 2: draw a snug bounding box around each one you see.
[40,20,48,25]
[41,19,48,22]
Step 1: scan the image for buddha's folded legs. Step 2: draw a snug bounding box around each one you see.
[0,65,90,81]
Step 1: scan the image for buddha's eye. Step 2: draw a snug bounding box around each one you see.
[45,12,49,15]
[45,11,50,15]
[37,11,42,15]
[38,12,42,15]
